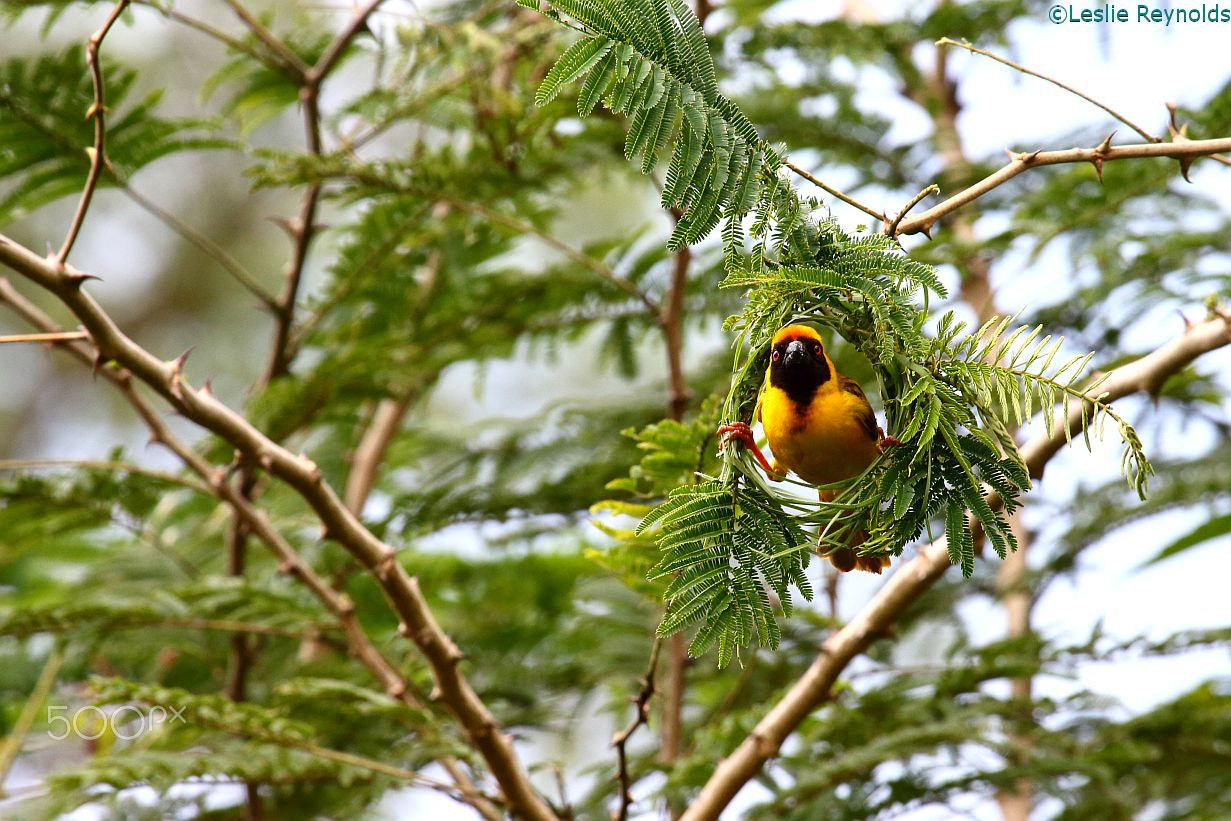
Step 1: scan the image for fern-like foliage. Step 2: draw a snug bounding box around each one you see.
[524,0,785,251]
[531,0,1154,664]
[0,46,227,221]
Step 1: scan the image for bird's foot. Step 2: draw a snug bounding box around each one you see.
[876,427,903,455]
[717,422,780,479]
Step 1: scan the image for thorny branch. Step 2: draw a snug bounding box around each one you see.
[0,239,555,820]
[57,0,130,266]
[680,310,1231,821]
[262,0,385,383]
[892,136,1231,237]
[0,274,506,821]
[611,638,662,821]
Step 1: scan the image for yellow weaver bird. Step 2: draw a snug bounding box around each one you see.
[719,323,898,574]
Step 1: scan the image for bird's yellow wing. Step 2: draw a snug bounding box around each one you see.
[837,375,879,444]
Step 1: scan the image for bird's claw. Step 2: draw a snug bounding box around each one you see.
[875,427,903,455]
[717,422,780,479]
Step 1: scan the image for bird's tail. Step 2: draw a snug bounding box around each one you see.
[819,489,892,575]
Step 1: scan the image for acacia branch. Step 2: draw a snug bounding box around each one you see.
[0,331,89,344]
[261,0,383,383]
[784,160,886,224]
[57,0,130,266]
[0,243,554,821]
[681,310,1231,820]
[936,38,1158,143]
[892,136,1231,237]
[447,197,661,314]
[611,638,661,821]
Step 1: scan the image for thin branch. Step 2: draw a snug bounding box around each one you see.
[0,331,89,344]
[221,0,309,80]
[261,1,385,383]
[307,0,384,86]
[659,207,693,819]
[57,0,130,266]
[120,184,278,310]
[0,649,63,796]
[893,136,1231,237]
[0,279,500,821]
[936,38,1158,143]
[784,160,886,224]
[0,233,558,821]
[611,638,661,821]
[137,3,273,67]
[0,457,210,494]
[884,184,939,238]
[345,393,415,514]
[680,310,1231,820]
[446,198,661,314]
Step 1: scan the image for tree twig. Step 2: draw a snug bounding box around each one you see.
[0,331,89,344]
[120,184,278,310]
[221,0,309,80]
[784,160,886,224]
[936,38,1158,143]
[260,0,385,383]
[892,136,1231,237]
[0,649,63,796]
[680,310,1231,820]
[611,638,661,821]
[884,184,939,238]
[57,0,130,266]
[0,457,210,494]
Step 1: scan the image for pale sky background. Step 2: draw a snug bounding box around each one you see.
[2,0,1227,818]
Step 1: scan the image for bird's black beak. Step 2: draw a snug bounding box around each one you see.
[783,339,808,368]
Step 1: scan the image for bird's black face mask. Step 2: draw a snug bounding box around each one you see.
[770,335,831,407]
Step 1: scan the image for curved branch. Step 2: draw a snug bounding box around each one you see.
[57,0,130,265]
[936,38,1158,143]
[681,310,1231,820]
[893,136,1231,237]
[0,236,558,821]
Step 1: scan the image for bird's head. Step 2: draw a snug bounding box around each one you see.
[769,324,831,400]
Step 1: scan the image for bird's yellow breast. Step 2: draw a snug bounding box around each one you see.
[761,383,879,487]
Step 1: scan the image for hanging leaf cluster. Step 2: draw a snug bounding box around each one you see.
[531,0,1153,664]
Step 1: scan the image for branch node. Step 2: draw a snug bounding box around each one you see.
[428,685,443,702]
[298,451,322,482]
[209,467,229,490]
[336,594,356,616]
[376,549,398,581]
[91,350,109,377]
[397,621,411,637]
[385,680,408,699]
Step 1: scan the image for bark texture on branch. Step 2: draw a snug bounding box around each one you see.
[0,234,558,821]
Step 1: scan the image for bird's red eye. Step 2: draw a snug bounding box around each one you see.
[813,343,823,356]
[771,350,781,362]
